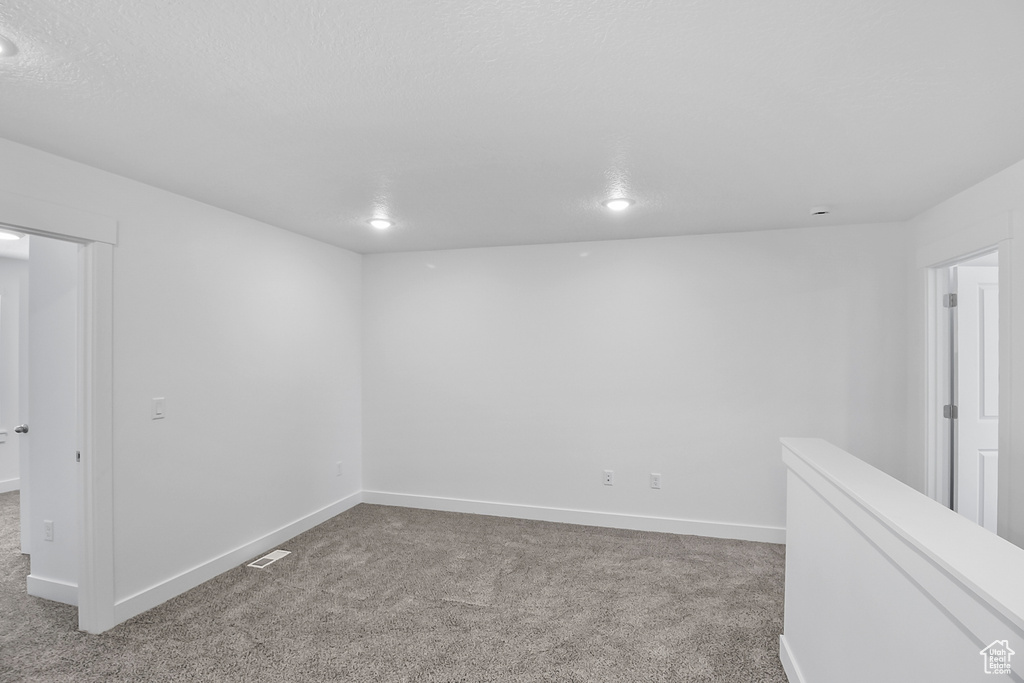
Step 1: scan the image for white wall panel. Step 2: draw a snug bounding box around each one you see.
[0,137,363,616]
[364,224,910,533]
[781,438,1024,683]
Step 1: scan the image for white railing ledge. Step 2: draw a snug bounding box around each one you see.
[781,437,1024,633]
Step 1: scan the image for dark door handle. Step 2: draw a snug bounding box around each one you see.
[14,424,28,434]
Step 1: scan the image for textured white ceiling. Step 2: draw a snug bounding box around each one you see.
[1,1,1023,253]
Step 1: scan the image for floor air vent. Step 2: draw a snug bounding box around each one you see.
[247,549,291,569]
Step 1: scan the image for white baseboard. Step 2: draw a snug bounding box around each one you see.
[779,635,806,683]
[106,489,782,631]
[27,574,78,606]
[0,477,20,494]
[362,491,786,544]
[113,491,363,625]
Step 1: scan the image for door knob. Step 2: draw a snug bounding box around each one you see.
[14,424,28,434]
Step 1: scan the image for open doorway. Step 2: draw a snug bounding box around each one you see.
[931,250,999,532]
[0,188,116,633]
[0,231,89,609]
[0,233,29,564]
[21,235,81,605]
[0,234,27,500]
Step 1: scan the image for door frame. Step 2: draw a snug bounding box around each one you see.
[925,260,955,508]
[921,212,1013,539]
[0,188,115,633]
[928,252,999,513]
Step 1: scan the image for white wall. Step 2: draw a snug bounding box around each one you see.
[0,138,363,617]
[0,255,27,492]
[780,438,1024,683]
[907,157,1024,548]
[363,223,910,537]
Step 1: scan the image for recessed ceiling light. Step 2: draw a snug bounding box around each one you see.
[0,35,18,57]
[0,229,24,241]
[602,198,634,212]
[368,218,394,230]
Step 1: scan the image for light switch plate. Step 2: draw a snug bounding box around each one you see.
[152,397,166,420]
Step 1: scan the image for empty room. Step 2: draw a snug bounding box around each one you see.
[1,2,1023,682]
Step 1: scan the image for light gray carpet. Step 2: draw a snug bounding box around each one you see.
[0,490,787,682]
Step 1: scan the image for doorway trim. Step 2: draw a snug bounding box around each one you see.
[0,188,116,633]
[920,211,1013,539]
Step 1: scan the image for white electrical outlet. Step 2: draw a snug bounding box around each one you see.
[650,473,662,489]
[44,520,54,542]
[336,461,343,477]
[603,469,614,486]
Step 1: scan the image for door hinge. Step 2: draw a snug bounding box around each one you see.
[944,293,958,308]
[943,404,958,419]
[76,451,81,462]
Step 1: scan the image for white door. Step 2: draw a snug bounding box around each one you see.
[954,265,999,532]
[22,236,79,603]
